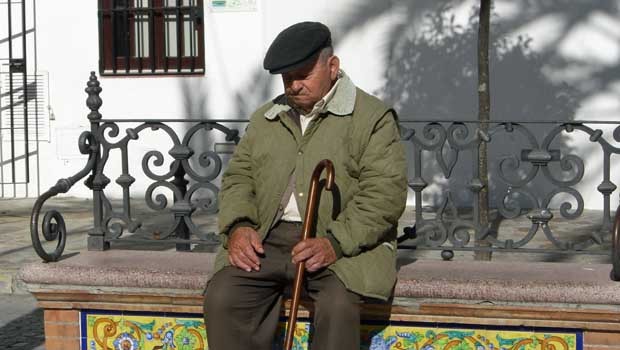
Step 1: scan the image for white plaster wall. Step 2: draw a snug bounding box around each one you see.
[28,0,620,211]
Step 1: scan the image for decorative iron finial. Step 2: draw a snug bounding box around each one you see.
[85,71,102,121]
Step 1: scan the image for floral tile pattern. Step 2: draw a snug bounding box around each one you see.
[360,326,579,350]
[81,311,581,350]
[83,312,207,350]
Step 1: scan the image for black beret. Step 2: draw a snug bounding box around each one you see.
[263,21,332,74]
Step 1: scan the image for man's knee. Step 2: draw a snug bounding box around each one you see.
[311,272,361,318]
[314,287,360,318]
[312,285,361,348]
[204,270,237,316]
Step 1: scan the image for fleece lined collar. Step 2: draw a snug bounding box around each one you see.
[264,70,356,120]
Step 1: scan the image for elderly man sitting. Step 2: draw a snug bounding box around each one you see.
[204,21,407,350]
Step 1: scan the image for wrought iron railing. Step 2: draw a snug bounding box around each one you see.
[398,119,619,258]
[31,73,620,278]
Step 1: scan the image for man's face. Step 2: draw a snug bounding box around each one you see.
[282,53,340,114]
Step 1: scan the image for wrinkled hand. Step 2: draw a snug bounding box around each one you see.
[228,227,264,272]
[291,237,337,272]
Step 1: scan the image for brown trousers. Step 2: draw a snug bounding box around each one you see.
[204,222,361,350]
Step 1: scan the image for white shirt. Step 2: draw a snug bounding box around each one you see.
[280,76,341,222]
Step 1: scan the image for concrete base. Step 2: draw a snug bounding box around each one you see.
[0,269,30,295]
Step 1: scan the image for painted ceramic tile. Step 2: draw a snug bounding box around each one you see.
[82,311,580,350]
[82,312,311,350]
[83,313,207,350]
[361,326,579,350]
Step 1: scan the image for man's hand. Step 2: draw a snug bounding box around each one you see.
[228,227,264,272]
[291,237,337,272]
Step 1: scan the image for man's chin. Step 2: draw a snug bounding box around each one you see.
[288,98,310,112]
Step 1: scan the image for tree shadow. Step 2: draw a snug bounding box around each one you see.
[329,0,619,257]
[383,4,582,207]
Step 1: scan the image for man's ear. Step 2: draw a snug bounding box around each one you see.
[329,55,340,81]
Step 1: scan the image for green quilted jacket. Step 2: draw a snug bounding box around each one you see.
[213,72,407,300]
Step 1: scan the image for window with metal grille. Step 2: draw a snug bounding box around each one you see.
[98,0,204,75]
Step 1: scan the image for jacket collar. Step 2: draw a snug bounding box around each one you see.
[264,70,357,120]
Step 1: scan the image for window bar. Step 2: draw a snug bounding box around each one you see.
[148,0,155,72]
[111,1,117,73]
[98,0,105,74]
[137,0,142,73]
[176,0,182,72]
[124,0,130,73]
[7,0,16,183]
[197,0,204,71]
[190,0,195,72]
[21,0,29,182]
[164,3,169,73]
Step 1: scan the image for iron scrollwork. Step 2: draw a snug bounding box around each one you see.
[400,121,484,251]
[30,72,243,261]
[30,131,99,262]
[400,120,620,260]
[95,120,240,243]
[613,204,620,281]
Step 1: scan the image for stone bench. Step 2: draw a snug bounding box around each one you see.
[19,249,620,350]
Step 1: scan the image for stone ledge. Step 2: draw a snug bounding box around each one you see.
[18,250,620,305]
[396,259,620,305]
[19,250,213,291]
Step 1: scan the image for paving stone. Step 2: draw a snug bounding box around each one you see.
[0,295,45,349]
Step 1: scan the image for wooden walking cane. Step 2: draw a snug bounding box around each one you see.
[284,159,335,350]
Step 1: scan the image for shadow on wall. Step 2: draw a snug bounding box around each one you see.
[383,4,582,210]
[383,5,580,121]
[336,0,619,213]
[161,0,618,218]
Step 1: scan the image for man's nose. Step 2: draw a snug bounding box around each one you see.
[288,80,303,94]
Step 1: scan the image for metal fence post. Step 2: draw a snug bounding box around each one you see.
[172,165,190,251]
[85,72,110,251]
